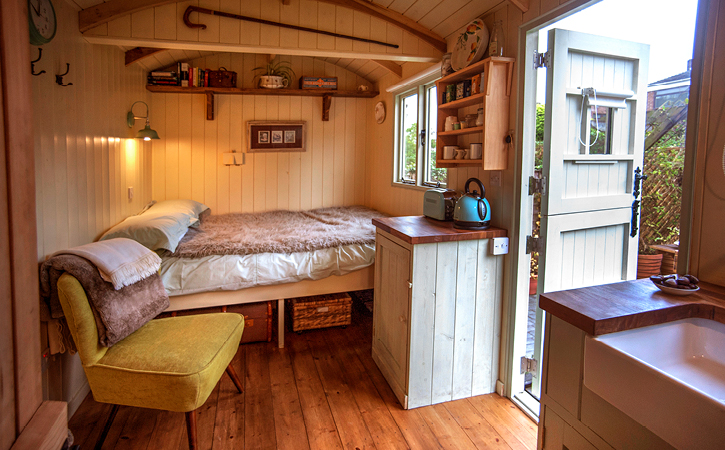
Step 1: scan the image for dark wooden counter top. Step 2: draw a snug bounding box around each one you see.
[372,216,507,245]
[540,278,725,335]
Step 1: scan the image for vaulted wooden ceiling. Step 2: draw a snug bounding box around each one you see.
[69,0,515,82]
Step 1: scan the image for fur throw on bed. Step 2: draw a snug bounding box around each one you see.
[169,206,384,258]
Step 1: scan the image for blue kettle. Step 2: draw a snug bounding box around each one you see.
[453,178,491,230]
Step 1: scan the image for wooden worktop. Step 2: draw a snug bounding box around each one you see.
[540,278,725,335]
[372,216,507,245]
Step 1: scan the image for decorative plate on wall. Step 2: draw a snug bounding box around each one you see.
[375,101,386,124]
[451,19,489,71]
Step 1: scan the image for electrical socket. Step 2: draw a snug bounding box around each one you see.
[490,237,509,255]
[489,170,502,187]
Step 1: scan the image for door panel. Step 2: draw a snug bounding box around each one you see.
[373,235,411,392]
[531,29,650,400]
[542,29,649,217]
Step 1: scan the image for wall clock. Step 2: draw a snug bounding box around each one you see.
[375,101,386,124]
[28,0,57,46]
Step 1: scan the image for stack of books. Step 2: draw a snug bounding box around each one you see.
[147,70,179,86]
[146,63,213,87]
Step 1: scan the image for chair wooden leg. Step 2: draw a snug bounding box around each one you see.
[94,404,120,450]
[226,364,244,393]
[185,410,198,450]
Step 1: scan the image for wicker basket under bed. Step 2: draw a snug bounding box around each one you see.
[289,293,352,332]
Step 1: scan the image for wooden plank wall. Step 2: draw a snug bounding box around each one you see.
[32,1,152,259]
[30,0,152,416]
[407,239,504,409]
[82,0,440,61]
[149,53,370,213]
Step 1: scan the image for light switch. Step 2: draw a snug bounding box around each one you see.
[490,237,509,255]
[128,186,134,200]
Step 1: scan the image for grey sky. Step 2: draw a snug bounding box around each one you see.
[537,0,698,102]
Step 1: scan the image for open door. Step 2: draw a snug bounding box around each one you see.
[530,29,650,399]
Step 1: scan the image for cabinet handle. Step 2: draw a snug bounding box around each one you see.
[408,281,413,289]
[399,315,406,323]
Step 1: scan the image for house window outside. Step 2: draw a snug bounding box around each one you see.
[394,81,446,187]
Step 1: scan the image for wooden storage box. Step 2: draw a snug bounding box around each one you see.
[289,293,351,332]
[299,76,337,89]
[157,301,272,343]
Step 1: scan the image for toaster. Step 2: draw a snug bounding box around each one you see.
[423,188,460,221]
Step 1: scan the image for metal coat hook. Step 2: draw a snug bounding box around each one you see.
[31,48,45,76]
[55,63,73,86]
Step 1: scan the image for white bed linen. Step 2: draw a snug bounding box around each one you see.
[159,243,375,296]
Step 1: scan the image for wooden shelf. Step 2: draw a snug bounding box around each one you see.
[439,92,486,110]
[435,56,514,171]
[435,159,482,168]
[438,126,484,137]
[145,85,379,121]
[439,56,515,86]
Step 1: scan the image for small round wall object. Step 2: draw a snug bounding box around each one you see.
[28,0,57,46]
[375,101,386,124]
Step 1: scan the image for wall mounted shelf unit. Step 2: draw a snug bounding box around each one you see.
[436,56,514,170]
[145,85,379,121]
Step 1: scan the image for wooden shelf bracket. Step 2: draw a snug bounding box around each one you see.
[206,92,214,120]
[322,94,332,121]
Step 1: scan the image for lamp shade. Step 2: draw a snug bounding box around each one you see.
[136,124,160,140]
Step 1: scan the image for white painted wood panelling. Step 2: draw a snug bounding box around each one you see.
[373,230,505,409]
[31,0,153,417]
[82,0,442,62]
[33,1,152,258]
[149,53,369,213]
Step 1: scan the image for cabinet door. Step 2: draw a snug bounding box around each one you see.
[372,234,412,403]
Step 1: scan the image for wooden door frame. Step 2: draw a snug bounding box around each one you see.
[0,0,67,448]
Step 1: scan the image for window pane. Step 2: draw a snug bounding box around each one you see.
[424,85,447,185]
[589,106,611,155]
[400,93,418,182]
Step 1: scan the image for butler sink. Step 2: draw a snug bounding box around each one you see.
[584,318,725,450]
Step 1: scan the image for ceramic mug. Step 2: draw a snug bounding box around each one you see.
[454,149,467,160]
[445,116,458,131]
[443,146,457,160]
[463,147,471,159]
[470,143,482,159]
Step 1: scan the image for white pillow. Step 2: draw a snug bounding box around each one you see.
[100,200,210,252]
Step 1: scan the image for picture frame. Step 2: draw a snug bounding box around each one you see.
[247,121,306,153]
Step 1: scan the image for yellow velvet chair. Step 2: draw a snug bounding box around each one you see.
[56,273,245,450]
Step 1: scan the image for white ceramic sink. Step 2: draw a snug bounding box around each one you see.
[584,318,725,450]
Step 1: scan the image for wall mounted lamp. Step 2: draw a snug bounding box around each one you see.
[127,101,160,140]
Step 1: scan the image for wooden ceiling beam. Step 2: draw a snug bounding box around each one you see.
[372,59,402,77]
[508,0,529,13]
[125,47,167,66]
[315,0,447,53]
[79,0,177,33]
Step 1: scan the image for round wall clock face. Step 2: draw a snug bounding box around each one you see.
[28,0,57,46]
[375,101,386,124]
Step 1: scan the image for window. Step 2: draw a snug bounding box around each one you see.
[394,81,447,187]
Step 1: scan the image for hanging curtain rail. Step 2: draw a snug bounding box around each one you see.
[183,6,399,49]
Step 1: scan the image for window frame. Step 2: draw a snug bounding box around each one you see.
[392,78,446,189]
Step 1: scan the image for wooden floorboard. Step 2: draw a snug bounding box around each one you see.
[68,307,537,450]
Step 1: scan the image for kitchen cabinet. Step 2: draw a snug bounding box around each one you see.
[435,56,514,171]
[372,216,507,409]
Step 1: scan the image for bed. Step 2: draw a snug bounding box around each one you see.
[100,200,381,347]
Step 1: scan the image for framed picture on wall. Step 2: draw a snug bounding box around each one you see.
[247,121,306,153]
